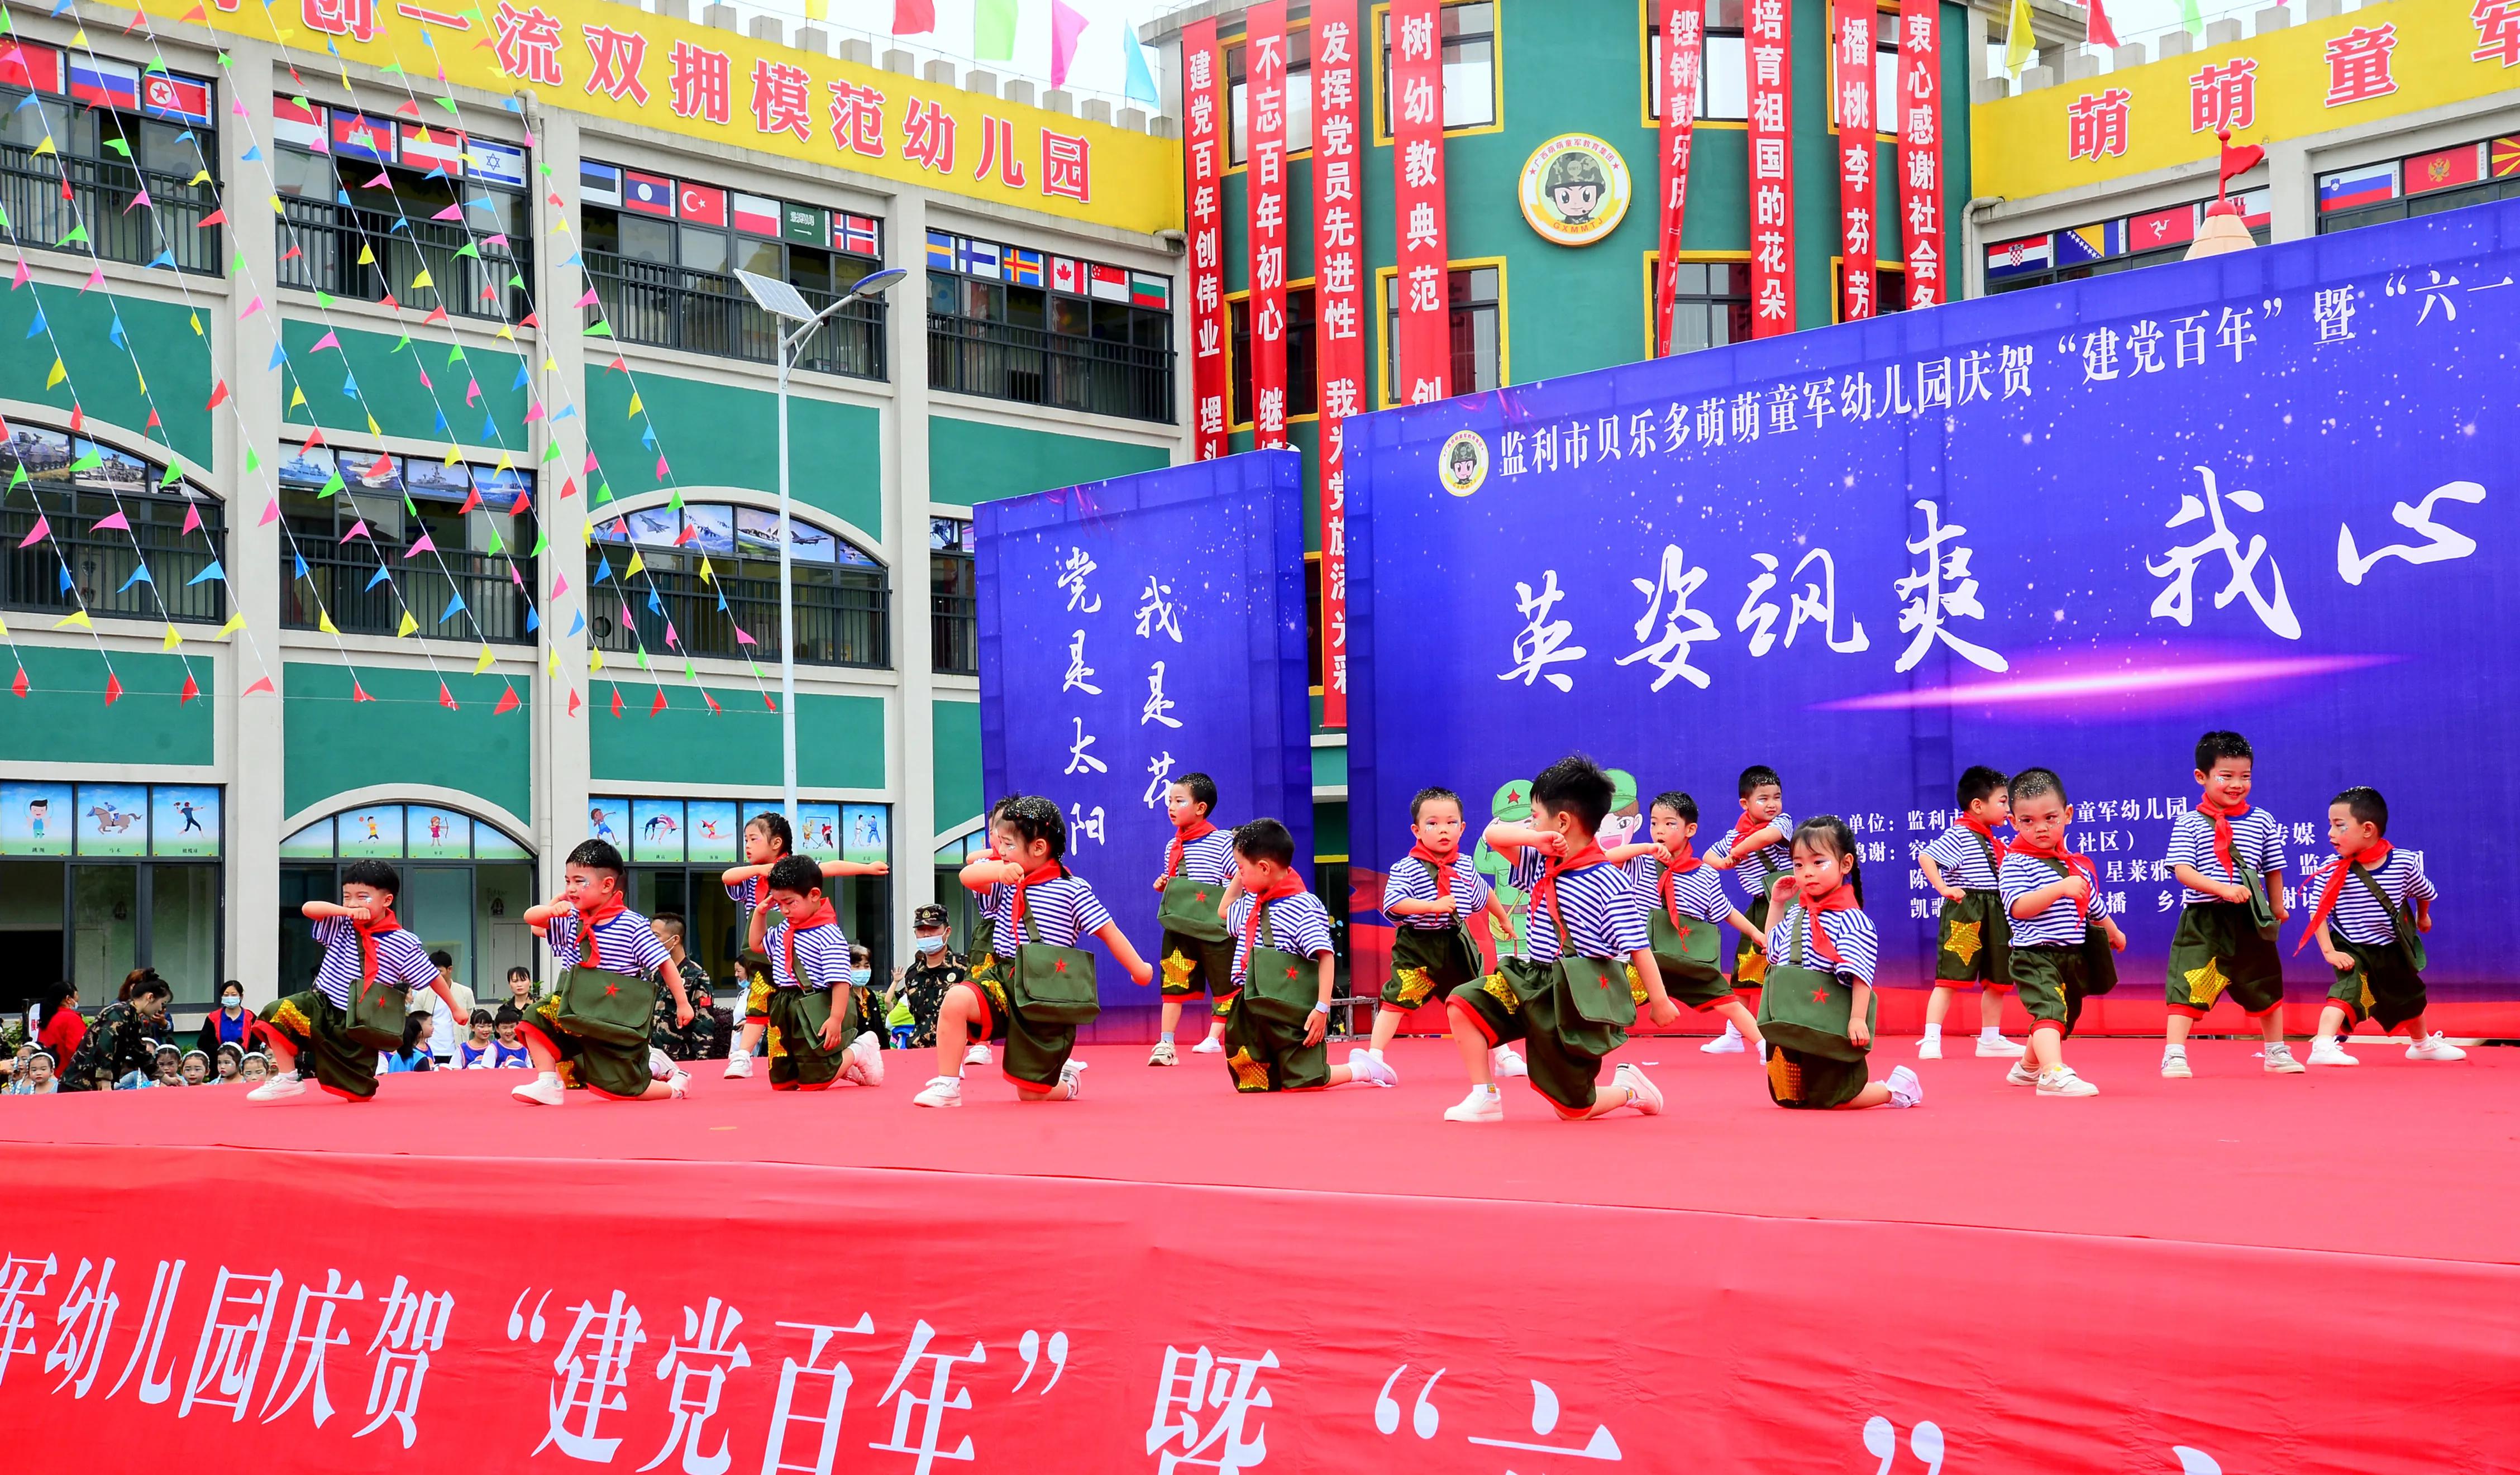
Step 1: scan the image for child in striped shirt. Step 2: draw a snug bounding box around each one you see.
[1149,772,1240,1067]
[1218,819,1393,1092]
[1369,786,1515,1076]
[1757,818,1922,1111]
[516,840,694,1104]
[759,855,887,1091]
[251,858,469,1102]
[2302,786,2464,1066]
[2162,731,2299,1078]
[1605,791,1767,1052]
[915,796,1154,1106]
[1916,765,2026,1061]
[1446,754,1678,1123]
[1702,764,1792,1056]
[719,812,891,1080]
[1996,768,2124,1097]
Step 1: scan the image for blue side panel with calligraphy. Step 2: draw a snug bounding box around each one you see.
[979,450,1315,1034]
[1352,202,2520,1005]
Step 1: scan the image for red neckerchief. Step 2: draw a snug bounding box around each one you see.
[2013,831,2098,924]
[1011,860,1067,930]
[1778,877,1860,966]
[1654,839,1699,926]
[2196,791,2250,876]
[2296,838,2394,955]
[1529,841,1609,943]
[1239,874,1305,964]
[572,893,628,969]
[1161,818,1218,882]
[351,905,405,986]
[777,895,839,984]
[1406,842,1458,903]
[1960,814,2009,868]
[1726,811,1766,852]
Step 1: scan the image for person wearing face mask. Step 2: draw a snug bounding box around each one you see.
[886,905,967,1052]
[197,980,259,1057]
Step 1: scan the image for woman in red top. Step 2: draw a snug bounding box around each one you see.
[34,981,84,1071]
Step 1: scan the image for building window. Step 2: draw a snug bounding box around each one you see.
[1229,287,1320,427]
[588,503,890,670]
[2,426,227,627]
[1228,24,1314,163]
[1839,262,1911,321]
[592,796,893,979]
[931,516,977,676]
[0,782,224,1010]
[273,97,532,319]
[1656,257,1754,354]
[277,804,534,1002]
[1382,264,1503,404]
[2317,141,2520,236]
[276,444,537,644]
[1378,0,1498,136]
[927,232,1177,423]
[0,46,220,273]
[1645,1,1748,122]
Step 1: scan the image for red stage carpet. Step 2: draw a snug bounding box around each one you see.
[3,1039,2514,1473]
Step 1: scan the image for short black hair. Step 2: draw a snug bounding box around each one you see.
[127,973,174,1003]
[1957,765,2008,806]
[1530,754,1615,834]
[1649,790,1699,824]
[567,838,627,885]
[1171,771,1218,817]
[1232,817,1297,868]
[2007,767,2066,808]
[994,796,1067,861]
[653,912,686,939]
[1409,786,1463,823]
[766,855,823,896]
[2194,730,2254,772]
[428,949,454,969]
[1738,765,1782,799]
[744,810,795,856]
[1790,814,1865,905]
[468,1008,494,1028]
[342,858,401,897]
[493,1004,523,1025]
[507,966,531,982]
[2332,785,2388,835]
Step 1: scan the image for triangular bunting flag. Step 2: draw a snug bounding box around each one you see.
[472,645,494,675]
[161,624,182,651]
[397,610,418,637]
[179,672,199,704]
[244,675,276,696]
[56,609,91,630]
[438,681,457,710]
[318,612,341,636]
[494,685,520,715]
[650,688,667,716]
[103,672,122,704]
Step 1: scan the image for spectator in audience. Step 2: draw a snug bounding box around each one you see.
[491,1006,532,1068]
[504,966,538,1016]
[458,1008,499,1069]
[426,952,475,1065]
[238,1052,271,1086]
[122,1044,182,1090]
[34,981,85,1072]
[889,904,966,1052]
[66,971,171,1091]
[213,1044,244,1084]
[6,1051,58,1095]
[649,913,717,1062]
[195,981,257,1056]
[179,1050,211,1086]
[850,943,878,1050]
[380,1007,436,1075]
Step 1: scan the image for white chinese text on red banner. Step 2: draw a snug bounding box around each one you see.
[1391,0,1450,402]
[1655,0,1706,354]
[1745,0,1796,336]
[1182,18,1226,459]
[1314,0,1364,727]
[1898,0,1945,307]
[1246,1,1291,449]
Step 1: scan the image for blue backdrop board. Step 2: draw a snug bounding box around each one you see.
[978,450,1315,1035]
[1350,202,2520,1013]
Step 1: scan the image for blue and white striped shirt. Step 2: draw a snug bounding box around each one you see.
[1509,851,1648,963]
[2166,808,2285,905]
[1226,891,1335,988]
[1623,858,1732,924]
[311,916,439,1010]
[2325,849,2436,947]
[1382,852,1493,929]
[726,873,766,917]
[1997,854,2088,948]
[1765,899,1880,986]
[1924,825,2005,891]
[981,874,1115,960]
[1161,830,1237,887]
[1708,813,1795,904]
[765,918,852,991]
[546,906,672,978]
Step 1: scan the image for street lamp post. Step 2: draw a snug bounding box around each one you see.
[734,265,909,833]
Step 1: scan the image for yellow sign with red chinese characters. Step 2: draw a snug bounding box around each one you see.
[1973,0,2520,201]
[142,0,1182,235]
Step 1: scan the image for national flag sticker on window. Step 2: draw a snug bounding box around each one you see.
[1438,428,1488,498]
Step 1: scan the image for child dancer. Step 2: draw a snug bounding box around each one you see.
[1606,791,1768,1054]
[1916,765,2026,1060]
[914,797,1154,1106]
[2301,786,2464,1065]
[1996,768,2122,1097]
[1755,817,1923,1111]
[1702,764,1792,1054]
[1367,786,1512,1077]
[251,859,469,1102]
[515,840,694,1104]
[1216,819,1394,1091]
[1444,755,1677,1123]
[719,812,891,1078]
[1149,772,1239,1066]
[758,855,887,1090]
[2163,731,2300,1078]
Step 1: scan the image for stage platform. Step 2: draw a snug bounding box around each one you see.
[4,1038,2515,1473]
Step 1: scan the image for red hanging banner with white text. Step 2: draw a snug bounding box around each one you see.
[1834,0,1878,319]
[1246,1,1291,449]
[1896,0,1945,307]
[1391,0,1450,402]
[1183,18,1227,458]
[1654,0,1705,354]
[1314,0,1364,727]
[1745,0,1796,336]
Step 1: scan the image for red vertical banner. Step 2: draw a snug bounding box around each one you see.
[1654,0,1706,355]
[1183,18,1227,459]
[1744,0,1795,336]
[1896,0,1945,307]
[1246,1,1290,449]
[1313,0,1364,728]
[1390,0,1450,403]
[1833,0,1878,320]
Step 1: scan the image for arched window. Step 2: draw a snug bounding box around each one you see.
[278,801,538,996]
[0,422,225,626]
[590,502,891,669]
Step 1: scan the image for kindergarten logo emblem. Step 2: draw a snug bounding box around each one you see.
[1438,429,1489,497]
[1518,133,1631,247]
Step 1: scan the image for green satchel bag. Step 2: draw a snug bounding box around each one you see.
[1157,873,1232,943]
[1647,892,1725,985]
[1009,896,1101,1025]
[2236,862,2280,941]
[1239,903,1320,1027]
[341,970,409,1052]
[1754,904,1875,1062]
[2349,862,2428,972]
[556,963,655,1046]
[2028,855,2118,996]
[1536,887,1637,1030]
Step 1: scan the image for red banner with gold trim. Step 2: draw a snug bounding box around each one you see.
[1314,0,1364,727]
[1745,0,1796,336]
[1655,0,1705,355]
[1245,1,1291,449]
[1391,0,1450,402]
[1182,17,1226,458]
[1897,0,1945,307]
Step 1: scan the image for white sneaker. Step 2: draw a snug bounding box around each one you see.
[246,1071,306,1102]
[844,1032,885,1087]
[1444,1086,1503,1123]
[666,1069,691,1100]
[1147,1039,1178,1067]
[913,1075,964,1108]
[2161,1047,2193,1079]
[723,1051,753,1080]
[1886,1065,1924,1108]
[963,1043,992,1067]
[2308,1038,2360,1066]
[1190,1035,1226,1055]
[1614,1062,1663,1115]
[2036,1066,2098,1097]
[1348,1048,1397,1087]
[1058,1059,1087,1099]
[512,1074,567,1106]
[1975,1034,2028,1058]
[1916,1036,1943,1060]
[2005,1061,2040,1087]
[2263,1042,2306,1075]
[1701,1022,1746,1054]
[1491,1045,1530,1077]
[649,1048,676,1081]
[2407,1034,2469,1062]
